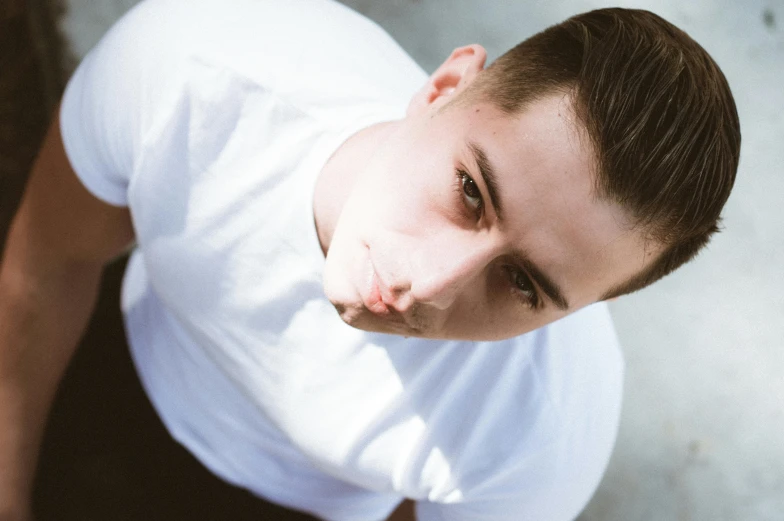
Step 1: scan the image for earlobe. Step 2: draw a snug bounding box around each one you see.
[406,44,487,117]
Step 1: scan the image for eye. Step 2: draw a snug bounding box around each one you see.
[456,168,483,216]
[505,266,540,309]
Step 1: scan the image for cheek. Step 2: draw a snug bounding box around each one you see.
[353,161,448,235]
[447,278,564,340]
[457,305,551,340]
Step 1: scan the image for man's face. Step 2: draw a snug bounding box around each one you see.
[322,92,655,341]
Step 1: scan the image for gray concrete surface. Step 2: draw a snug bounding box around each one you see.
[60,0,784,519]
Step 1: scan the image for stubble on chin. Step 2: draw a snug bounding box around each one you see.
[408,304,431,333]
[329,294,437,338]
[331,301,361,324]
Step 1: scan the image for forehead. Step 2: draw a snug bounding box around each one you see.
[452,95,656,305]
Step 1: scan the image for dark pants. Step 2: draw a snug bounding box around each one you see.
[32,257,319,521]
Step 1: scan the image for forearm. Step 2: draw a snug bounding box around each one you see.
[0,259,102,518]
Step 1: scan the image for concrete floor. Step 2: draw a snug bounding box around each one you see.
[59,0,784,519]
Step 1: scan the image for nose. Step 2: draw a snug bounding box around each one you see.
[409,234,500,310]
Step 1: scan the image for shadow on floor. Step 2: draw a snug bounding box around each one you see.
[33,258,319,521]
[3,2,318,519]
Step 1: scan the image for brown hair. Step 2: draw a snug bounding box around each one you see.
[464,8,741,298]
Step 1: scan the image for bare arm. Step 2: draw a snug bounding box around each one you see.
[0,108,134,520]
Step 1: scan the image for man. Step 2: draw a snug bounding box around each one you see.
[0,0,740,520]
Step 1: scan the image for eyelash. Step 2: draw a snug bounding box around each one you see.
[455,168,484,218]
[504,265,541,310]
[453,168,541,310]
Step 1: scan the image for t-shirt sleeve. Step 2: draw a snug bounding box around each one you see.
[59,0,188,207]
[59,0,425,209]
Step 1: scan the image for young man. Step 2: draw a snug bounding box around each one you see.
[0,0,740,520]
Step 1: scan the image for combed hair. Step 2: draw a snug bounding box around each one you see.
[465,8,741,298]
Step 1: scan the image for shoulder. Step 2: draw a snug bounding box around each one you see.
[532,302,624,415]
[513,302,624,487]
[420,304,624,520]
[108,0,427,103]
[61,0,427,206]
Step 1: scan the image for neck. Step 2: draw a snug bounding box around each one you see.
[312,120,398,256]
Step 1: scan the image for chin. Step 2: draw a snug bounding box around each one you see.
[331,301,425,338]
[331,300,364,325]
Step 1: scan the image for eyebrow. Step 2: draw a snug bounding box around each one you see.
[515,253,571,311]
[468,141,504,220]
[467,141,570,311]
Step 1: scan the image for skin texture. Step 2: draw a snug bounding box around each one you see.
[315,45,659,342]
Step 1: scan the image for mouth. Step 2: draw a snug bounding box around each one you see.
[364,261,413,330]
[366,270,392,316]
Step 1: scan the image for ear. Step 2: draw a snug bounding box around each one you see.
[407,44,487,117]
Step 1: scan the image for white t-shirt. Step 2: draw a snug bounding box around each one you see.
[59,1,624,520]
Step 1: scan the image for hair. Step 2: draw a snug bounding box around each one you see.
[462,8,741,299]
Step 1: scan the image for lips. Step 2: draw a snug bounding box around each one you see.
[366,270,392,316]
[364,261,413,331]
